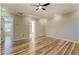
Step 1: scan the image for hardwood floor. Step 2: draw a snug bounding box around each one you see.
[1,36,79,55]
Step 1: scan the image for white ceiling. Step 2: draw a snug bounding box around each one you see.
[1,4,79,19]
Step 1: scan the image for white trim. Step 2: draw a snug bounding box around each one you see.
[13,37,28,41]
[46,35,79,43]
[13,35,79,43]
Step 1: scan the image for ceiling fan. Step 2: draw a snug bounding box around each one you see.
[32,3,50,11]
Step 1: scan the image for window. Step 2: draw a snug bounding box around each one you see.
[4,16,12,32]
[5,22,12,32]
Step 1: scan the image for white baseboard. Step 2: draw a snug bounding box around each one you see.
[13,37,29,41]
[46,35,79,43]
[13,35,79,43]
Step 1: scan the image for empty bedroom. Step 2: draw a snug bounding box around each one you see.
[0,3,79,55]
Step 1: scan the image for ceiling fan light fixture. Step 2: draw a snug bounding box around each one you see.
[38,6,42,9]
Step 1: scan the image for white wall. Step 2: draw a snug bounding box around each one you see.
[13,15,29,40]
[13,15,45,40]
[26,17,45,38]
[35,20,46,37]
[45,12,79,42]
[12,11,79,42]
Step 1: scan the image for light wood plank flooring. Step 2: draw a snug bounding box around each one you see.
[1,36,79,55]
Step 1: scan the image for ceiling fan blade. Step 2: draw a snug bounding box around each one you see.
[42,8,46,10]
[43,3,50,6]
[31,5,39,7]
[36,8,39,11]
